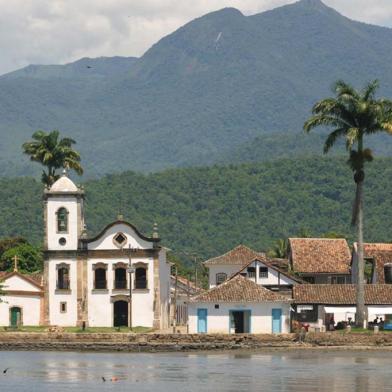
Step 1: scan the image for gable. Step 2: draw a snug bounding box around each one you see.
[2,274,41,292]
[87,222,156,250]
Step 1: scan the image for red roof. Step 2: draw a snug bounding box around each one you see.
[289,238,351,274]
[203,245,265,266]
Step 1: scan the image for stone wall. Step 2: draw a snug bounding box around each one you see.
[0,332,391,352]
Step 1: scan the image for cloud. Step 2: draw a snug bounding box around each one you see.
[0,0,392,75]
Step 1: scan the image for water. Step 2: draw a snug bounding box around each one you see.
[0,350,391,391]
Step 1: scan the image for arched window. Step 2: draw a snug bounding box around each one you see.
[115,268,127,289]
[57,207,68,233]
[135,266,147,289]
[57,264,70,290]
[216,273,227,286]
[94,265,107,289]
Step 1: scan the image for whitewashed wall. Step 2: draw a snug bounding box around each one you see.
[48,258,78,326]
[47,197,79,251]
[158,248,170,329]
[87,256,155,328]
[207,261,296,289]
[0,274,42,326]
[88,224,153,250]
[207,265,242,288]
[188,302,291,334]
[0,295,41,326]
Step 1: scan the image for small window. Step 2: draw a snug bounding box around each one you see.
[57,265,70,290]
[135,267,147,289]
[247,267,256,278]
[385,264,392,284]
[214,304,219,309]
[295,305,318,322]
[215,273,227,286]
[259,267,268,278]
[59,237,67,246]
[57,208,68,233]
[115,268,127,289]
[60,302,67,313]
[95,268,107,289]
[113,233,127,248]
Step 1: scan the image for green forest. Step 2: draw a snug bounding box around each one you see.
[1,156,392,266]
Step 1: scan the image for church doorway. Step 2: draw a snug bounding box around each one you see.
[10,307,22,328]
[113,300,128,327]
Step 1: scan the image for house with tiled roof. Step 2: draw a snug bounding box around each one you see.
[203,245,265,288]
[288,238,351,284]
[293,284,392,331]
[188,275,291,334]
[233,257,306,296]
[352,243,392,284]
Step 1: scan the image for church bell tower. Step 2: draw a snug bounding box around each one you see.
[43,170,85,251]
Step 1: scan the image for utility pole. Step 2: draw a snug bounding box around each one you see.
[187,273,190,334]
[172,265,178,333]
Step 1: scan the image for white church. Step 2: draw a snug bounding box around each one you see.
[0,172,171,329]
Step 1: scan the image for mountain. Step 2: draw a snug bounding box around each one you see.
[2,0,392,177]
[1,157,392,260]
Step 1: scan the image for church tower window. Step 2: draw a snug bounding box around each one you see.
[56,207,69,233]
[57,264,70,290]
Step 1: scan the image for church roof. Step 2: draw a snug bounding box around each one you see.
[48,173,79,193]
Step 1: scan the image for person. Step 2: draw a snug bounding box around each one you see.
[373,317,379,324]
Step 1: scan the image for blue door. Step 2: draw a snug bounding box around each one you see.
[272,308,282,333]
[197,308,207,333]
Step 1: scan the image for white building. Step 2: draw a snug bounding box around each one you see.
[188,274,291,334]
[203,245,301,294]
[293,284,392,331]
[0,172,171,329]
[0,270,43,327]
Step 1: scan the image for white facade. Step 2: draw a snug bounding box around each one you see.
[43,174,171,329]
[207,260,296,289]
[188,302,291,334]
[0,273,42,327]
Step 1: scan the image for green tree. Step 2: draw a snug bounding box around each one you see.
[304,80,392,327]
[268,239,288,258]
[22,130,83,186]
[1,243,43,273]
[0,236,27,256]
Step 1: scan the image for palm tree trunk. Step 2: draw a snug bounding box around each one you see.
[355,180,366,328]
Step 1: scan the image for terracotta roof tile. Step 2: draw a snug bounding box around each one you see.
[293,284,392,305]
[191,275,291,303]
[362,243,392,284]
[203,245,266,266]
[289,238,351,274]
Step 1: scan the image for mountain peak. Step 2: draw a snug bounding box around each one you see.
[298,0,327,8]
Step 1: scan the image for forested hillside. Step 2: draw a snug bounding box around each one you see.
[3,0,392,176]
[1,157,392,262]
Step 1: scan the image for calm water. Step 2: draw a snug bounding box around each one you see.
[0,350,391,391]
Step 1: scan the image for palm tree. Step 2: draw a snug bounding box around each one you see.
[304,80,392,327]
[268,238,288,258]
[22,130,83,186]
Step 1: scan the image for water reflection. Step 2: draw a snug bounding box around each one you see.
[1,350,392,392]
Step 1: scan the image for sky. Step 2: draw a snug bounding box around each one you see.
[1,0,392,75]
